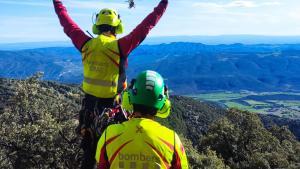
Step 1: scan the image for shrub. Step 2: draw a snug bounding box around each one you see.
[199,108,300,169]
[0,73,82,168]
[181,136,229,169]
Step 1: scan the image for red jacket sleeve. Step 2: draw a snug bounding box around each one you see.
[53,0,91,51]
[118,0,168,57]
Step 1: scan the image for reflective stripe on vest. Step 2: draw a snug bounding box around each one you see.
[83,77,116,87]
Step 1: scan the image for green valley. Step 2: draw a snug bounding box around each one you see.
[192,91,300,119]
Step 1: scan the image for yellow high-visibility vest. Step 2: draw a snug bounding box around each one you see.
[95,118,189,169]
[81,34,121,98]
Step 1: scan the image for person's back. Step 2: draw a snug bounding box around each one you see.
[53,0,169,98]
[82,34,121,98]
[96,71,188,169]
[53,1,169,168]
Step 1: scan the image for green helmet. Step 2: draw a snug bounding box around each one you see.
[122,90,171,118]
[92,8,124,35]
[129,71,166,110]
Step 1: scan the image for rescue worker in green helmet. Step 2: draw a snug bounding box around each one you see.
[53,0,168,168]
[96,70,189,169]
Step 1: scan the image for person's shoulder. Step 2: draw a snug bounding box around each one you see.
[105,122,128,135]
[160,124,175,134]
[82,37,97,49]
[146,119,175,135]
[146,120,176,143]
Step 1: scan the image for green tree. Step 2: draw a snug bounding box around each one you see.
[181,136,229,169]
[0,73,82,168]
[199,108,300,169]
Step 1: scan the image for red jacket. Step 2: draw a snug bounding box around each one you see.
[53,0,168,58]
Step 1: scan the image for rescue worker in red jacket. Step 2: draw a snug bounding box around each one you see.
[52,0,168,168]
[96,70,189,169]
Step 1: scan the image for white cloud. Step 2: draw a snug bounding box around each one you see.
[0,0,128,10]
[261,2,281,6]
[0,16,64,37]
[65,0,128,10]
[1,0,300,42]
[288,9,300,20]
[227,1,257,8]
[0,0,51,7]
[193,0,281,9]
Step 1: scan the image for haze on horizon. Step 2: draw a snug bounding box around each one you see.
[1,0,300,43]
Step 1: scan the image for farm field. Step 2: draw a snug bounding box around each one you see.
[191,91,300,119]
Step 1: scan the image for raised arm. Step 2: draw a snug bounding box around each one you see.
[53,0,91,51]
[118,0,168,57]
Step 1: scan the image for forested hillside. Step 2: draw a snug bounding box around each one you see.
[0,76,299,168]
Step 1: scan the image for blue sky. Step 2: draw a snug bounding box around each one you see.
[1,0,300,43]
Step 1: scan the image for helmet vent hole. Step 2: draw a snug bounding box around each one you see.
[158,94,163,101]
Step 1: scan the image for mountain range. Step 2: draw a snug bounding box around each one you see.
[2,35,300,50]
[1,42,300,94]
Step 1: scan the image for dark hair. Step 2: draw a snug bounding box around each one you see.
[133,104,158,117]
[96,24,116,34]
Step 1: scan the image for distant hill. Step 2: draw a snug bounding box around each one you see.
[0,41,72,51]
[128,43,300,94]
[2,35,300,50]
[0,47,82,83]
[1,43,300,94]
[143,35,300,45]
